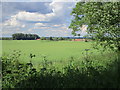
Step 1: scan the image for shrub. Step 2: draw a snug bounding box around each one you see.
[46,37,53,40]
[85,39,88,42]
[58,37,64,40]
[53,37,59,41]
[1,50,120,88]
[41,37,46,40]
[0,37,13,40]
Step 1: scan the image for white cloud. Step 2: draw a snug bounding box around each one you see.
[24,28,35,33]
[81,25,87,32]
[21,24,25,28]
[2,14,26,36]
[35,23,45,26]
[2,9,55,36]
[34,23,51,29]
[61,26,68,29]
[1,0,81,2]
[23,23,72,37]
[41,25,72,37]
[44,29,72,37]
[3,1,75,25]
[2,27,21,36]
[11,11,55,22]
[80,25,87,36]
[2,1,76,37]
[3,14,26,28]
[33,23,67,30]
[53,24,61,27]
[34,26,51,30]
[4,17,20,27]
[48,1,76,24]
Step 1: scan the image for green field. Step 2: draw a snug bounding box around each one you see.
[2,40,111,69]
[2,40,96,66]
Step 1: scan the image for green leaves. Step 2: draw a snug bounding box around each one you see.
[12,33,40,40]
[69,2,120,51]
[2,50,119,88]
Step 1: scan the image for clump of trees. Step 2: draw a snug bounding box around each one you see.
[12,33,40,40]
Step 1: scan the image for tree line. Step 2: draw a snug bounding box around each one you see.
[40,37,72,41]
[12,33,40,40]
[0,37,13,40]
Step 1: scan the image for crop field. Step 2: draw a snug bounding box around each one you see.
[2,40,103,68]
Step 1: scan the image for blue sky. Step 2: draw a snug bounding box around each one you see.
[1,0,87,37]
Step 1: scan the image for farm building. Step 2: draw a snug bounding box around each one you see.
[72,39,86,41]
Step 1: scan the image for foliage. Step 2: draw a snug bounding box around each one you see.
[41,37,46,40]
[0,37,13,40]
[2,50,120,88]
[69,2,120,51]
[12,33,40,40]
[41,37,67,41]
[58,37,65,40]
[46,37,53,40]
[52,37,59,41]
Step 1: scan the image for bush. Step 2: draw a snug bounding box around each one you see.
[53,37,59,41]
[41,37,46,40]
[46,37,53,40]
[2,50,120,88]
[85,39,88,42]
[58,37,64,40]
[0,37,13,40]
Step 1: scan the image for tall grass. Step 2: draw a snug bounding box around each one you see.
[1,50,120,88]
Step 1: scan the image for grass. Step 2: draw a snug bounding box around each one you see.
[2,40,114,69]
[2,40,99,68]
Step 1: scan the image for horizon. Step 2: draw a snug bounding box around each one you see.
[0,36,87,38]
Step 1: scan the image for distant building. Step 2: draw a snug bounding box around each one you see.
[72,39,86,41]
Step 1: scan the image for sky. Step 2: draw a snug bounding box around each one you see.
[1,0,87,37]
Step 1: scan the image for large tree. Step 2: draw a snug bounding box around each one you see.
[69,2,120,51]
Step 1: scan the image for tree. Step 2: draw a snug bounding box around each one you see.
[53,37,59,41]
[46,37,53,40]
[12,33,40,40]
[58,37,64,40]
[77,34,80,37]
[69,2,120,51]
[77,34,81,39]
[49,37,53,40]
